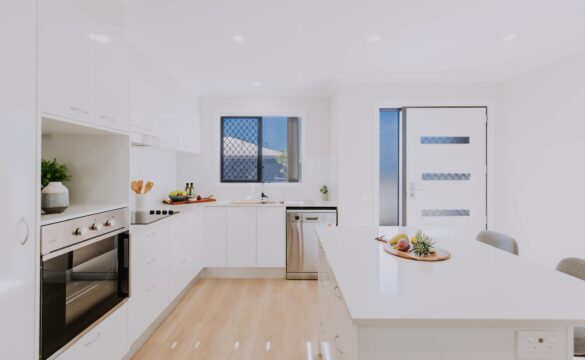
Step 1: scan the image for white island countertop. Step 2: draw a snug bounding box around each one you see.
[317,225,585,327]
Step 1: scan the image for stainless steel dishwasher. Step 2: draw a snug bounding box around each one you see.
[286,209,337,279]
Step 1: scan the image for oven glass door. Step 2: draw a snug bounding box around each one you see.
[41,231,129,360]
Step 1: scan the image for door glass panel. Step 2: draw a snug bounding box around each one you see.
[379,109,400,226]
[420,136,470,144]
[421,209,470,217]
[422,173,471,181]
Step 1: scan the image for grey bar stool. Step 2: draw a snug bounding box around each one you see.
[475,230,519,255]
[556,257,585,357]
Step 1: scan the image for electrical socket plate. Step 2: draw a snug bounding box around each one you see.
[516,330,562,359]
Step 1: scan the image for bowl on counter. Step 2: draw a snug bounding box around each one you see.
[168,195,189,202]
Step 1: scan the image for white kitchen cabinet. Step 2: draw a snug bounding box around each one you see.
[203,207,227,267]
[168,215,195,299]
[227,207,257,267]
[190,208,204,276]
[40,0,130,132]
[57,303,128,360]
[0,1,37,359]
[256,207,286,267]
[40,0,94,123]
[128,222,170,345]
[94,1,129,132]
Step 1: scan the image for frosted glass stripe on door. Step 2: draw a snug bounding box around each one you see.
[421,209,470,217]
[422,173,471,181]
[420,136,470,144]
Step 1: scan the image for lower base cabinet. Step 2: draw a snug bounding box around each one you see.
[57,303,128,360]
[318,243,357,360]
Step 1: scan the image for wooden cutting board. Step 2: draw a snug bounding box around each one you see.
[162,198,217,205]
[383,244,451,262]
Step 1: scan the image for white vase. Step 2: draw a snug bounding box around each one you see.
[41,182,69,214]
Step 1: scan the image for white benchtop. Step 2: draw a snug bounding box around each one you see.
[162,199,337,210]
[317,225,585,327]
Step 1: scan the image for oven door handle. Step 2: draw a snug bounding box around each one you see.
[41,227,129,261]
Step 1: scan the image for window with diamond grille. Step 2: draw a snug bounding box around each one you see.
[220,116,301,183]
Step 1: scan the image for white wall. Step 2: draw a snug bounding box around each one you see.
[130,146,178,210]
[496,48,585,269]
[332,82,499,226]
[177,96,334,202]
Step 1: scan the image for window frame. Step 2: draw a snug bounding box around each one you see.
[219,116,300,184]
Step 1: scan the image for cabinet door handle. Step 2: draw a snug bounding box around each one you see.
[147,231,157,238]
[334,334,344,354]
[319,321,326,333]
[333,285,343,299]
[17,218,29,245]
[70,106,89,114]
[100,115,116,122]
[179,258,187,264]
[146,257,156,264]
[84,331,101,347]
[146,284,156,292]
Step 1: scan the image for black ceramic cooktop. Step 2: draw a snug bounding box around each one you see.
[131,210,179,225]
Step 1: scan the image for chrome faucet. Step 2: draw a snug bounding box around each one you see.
[261,192,269,201]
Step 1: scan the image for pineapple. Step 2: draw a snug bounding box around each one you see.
[411,230,436,257]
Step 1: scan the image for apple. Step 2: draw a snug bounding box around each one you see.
[396,239,410,252]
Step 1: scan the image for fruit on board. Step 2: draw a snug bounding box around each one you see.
[411,230,436,257]
[169,190,187,196]
[389,233,409,245]
[396,239,411,252]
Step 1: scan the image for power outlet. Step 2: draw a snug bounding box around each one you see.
[516,330,562,359]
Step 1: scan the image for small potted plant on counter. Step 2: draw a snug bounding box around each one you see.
[41,158,71,214]
[320,185,329,202]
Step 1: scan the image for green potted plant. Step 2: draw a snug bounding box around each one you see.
[41,158,71,214]
[320,185,329,202]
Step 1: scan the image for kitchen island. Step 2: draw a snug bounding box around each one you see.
[316,226,585,360]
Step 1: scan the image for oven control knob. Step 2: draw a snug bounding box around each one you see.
[90,223,103,231]
[105,219,116,227]
[74,227,88,236]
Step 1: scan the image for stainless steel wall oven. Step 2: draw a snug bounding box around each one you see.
[40,208,129,360]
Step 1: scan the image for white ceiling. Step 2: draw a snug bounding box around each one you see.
[123,0,585,96]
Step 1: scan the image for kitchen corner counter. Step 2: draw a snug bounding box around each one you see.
[159,199,337,210]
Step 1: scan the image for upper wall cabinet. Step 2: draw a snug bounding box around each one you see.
[39,0,129,133]
[129,46,200,154]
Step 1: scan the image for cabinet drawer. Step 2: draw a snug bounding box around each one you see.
[132,222,168,261]
[128,247,168,344]
[170,214,190,239]
[169,236,195,299]
[57,303,127,360]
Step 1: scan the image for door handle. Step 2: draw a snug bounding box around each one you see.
[408,182,424,200]
[17,218,29,245]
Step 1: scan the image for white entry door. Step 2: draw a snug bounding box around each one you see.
[404,107,487,240]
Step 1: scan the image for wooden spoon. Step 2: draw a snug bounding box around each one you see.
[130,181,141,194]
[136,180,144,194]
[143,181,154,194]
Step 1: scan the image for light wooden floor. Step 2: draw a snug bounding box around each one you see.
[133,278,320,360]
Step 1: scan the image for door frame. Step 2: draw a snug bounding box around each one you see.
[373,100,497,229]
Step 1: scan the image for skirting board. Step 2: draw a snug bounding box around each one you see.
[202,267,285,278]
[123,273,202,360]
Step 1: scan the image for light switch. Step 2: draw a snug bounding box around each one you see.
[516,330,562,359]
